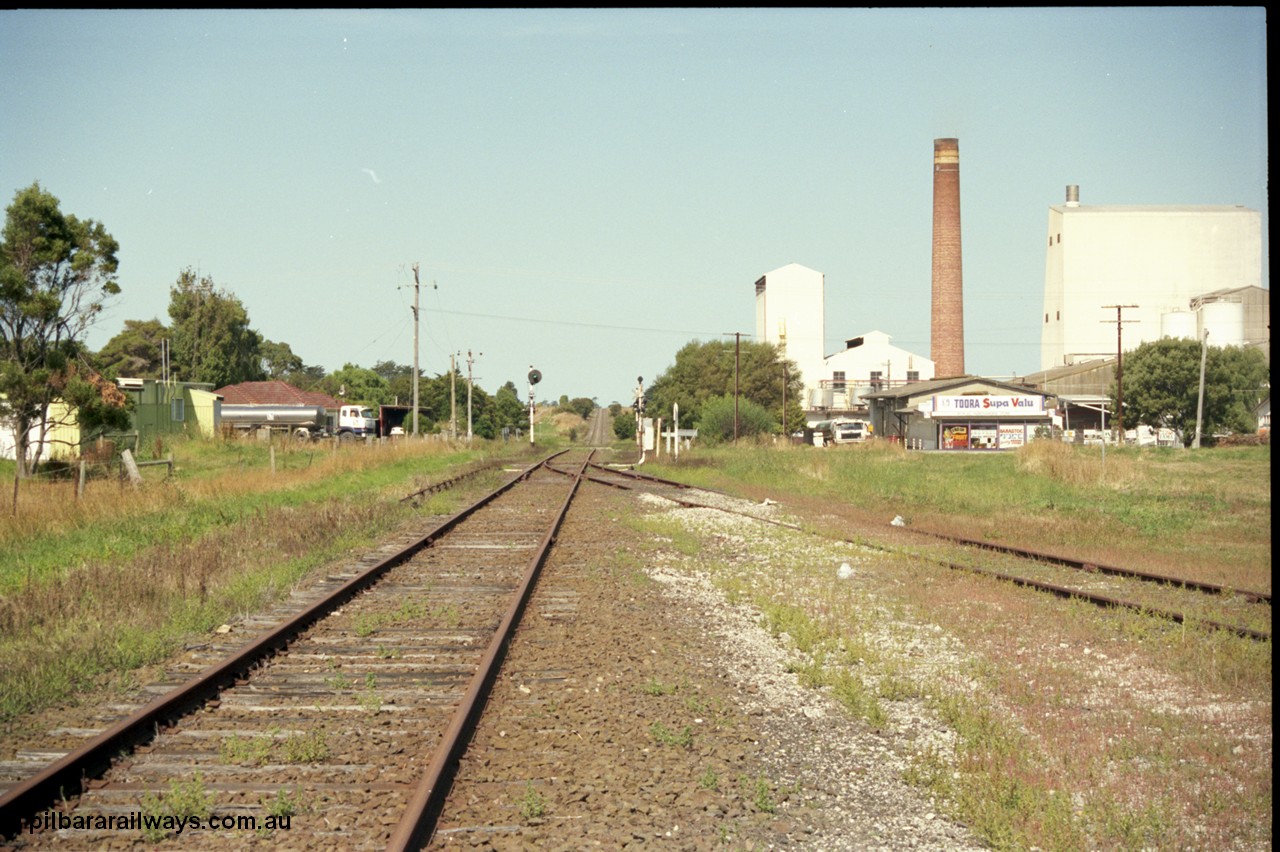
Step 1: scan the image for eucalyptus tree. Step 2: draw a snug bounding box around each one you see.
[0,182,126,490]
[167,268,265,387]
[97,318,169,378]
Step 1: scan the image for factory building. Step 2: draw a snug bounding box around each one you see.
[1041,186,1264,369]
[754,263,934,422]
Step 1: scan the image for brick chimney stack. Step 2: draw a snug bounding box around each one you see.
[931,137,965,377]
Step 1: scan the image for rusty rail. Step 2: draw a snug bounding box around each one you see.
[387,452,592,850]
[598,466,1269,643]
[0,451,568,841]
[901,528,1270,604]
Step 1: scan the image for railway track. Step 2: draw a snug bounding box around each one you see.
[596,464,1272,642]
[0,449,1264,848]
[0,450,593,849]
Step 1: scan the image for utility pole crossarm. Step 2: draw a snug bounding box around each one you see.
[1101,305,1140,437]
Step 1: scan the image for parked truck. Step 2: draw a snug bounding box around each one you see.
[219,404,378,441]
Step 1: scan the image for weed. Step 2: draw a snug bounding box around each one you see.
[219,734,272,766]
[140,773,213,840]
[432,603,460,628]
[642,678,677,696]
[360,675,383,714]
[280,729,329,763]
[517,782,545,822]
[745,774,776,813]
[699,768,720,790]
[649,721,694,748]
[263,786,301,820]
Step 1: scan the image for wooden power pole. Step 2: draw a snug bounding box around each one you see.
[1101,305,1139,437]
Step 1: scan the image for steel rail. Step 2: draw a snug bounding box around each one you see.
[0,451,568,841]
[398,458,509,504]
[605,467,1268,643]
[895,527,1271,604]
[923,556,1272,642]
[387,452,592,851]
[595,465,1271,608]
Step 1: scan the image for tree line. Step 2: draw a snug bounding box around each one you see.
[3,180,1269,490]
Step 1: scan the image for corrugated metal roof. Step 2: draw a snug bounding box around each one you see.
[862,375,1051,401]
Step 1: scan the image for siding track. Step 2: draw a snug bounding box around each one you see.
[597,465,1271,642]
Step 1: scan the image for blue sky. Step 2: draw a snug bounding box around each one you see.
[1,8,1267,404]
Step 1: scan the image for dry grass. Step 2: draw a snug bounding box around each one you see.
[0,436,499,724]
[1014,438,1141,488]
[550,411,587,437]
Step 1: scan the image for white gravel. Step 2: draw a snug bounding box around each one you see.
[641,492,985,850]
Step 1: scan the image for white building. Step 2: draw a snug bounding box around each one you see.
[1041,186,1263,369]
[755,263,826,388]
[754,263,934,420]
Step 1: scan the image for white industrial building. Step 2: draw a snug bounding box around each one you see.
[1041,186,1264,369]
[754,263,934,421]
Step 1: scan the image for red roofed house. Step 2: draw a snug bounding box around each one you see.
[214,381,379,440]
[214,381,343,409]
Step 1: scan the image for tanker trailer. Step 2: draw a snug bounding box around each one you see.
[219,404,328,440]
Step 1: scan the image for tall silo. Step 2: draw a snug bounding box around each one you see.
[1160,310,1198,340]
[1199,300,1246,347]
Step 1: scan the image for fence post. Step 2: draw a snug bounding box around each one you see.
[120,449,143,486]
[77,460,87,501]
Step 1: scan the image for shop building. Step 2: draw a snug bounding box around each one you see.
[864,376,1054,451]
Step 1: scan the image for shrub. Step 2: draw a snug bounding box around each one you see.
[695,396,776,444]
[613,414,637,440]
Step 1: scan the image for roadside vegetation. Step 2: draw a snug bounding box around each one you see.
[0,435,526,726]
[637,438,1270,850]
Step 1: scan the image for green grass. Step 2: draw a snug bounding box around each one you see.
[0,436,520,724]
[1,440,494,594]
[627,445,1272,852]
[646,442,1271,592]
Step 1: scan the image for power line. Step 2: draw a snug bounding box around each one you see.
[432,308,748,339]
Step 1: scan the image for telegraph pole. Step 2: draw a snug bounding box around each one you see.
[411,264,421,436]
[449,353,458,440]
[722,332,742,442]
[1101,305,1139,438]
[781,362,787,439]
[466,350,481,441]
[1193,329,1209,449]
